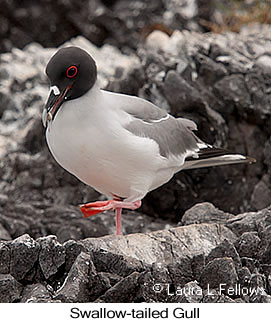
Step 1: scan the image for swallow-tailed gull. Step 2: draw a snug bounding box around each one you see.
[42,47,255,235]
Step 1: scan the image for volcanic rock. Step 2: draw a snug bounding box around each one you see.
[206,239,242,269]
[55,252,93,302]
[200,257,238,293]
[234,232,261,258]
[0,274,23,303]
[20,283,56,303]
[182,202,234,225]
[80,223,236,265]
[37,235,66,279]
[10,234,39,281]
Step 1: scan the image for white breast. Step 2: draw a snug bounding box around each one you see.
[45,86,165,200]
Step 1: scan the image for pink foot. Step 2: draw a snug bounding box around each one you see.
[79,200,111,216]
[80,199,142,235]
[80,200,141,217]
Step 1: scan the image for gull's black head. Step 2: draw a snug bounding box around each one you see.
[43,46,97,127]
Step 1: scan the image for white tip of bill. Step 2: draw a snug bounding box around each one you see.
[50,85,60,96]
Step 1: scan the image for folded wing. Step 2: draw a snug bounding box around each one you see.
[123,95,255,168]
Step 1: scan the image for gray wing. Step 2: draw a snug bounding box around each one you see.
[123,96,200,158]
[125,96,168,122]
[123,96,254,168]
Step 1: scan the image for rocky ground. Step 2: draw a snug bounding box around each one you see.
[1,0,271,303]
[1,205,271,302]
[0,0,208,53]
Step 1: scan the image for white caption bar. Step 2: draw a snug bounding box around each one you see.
[0,303,269,323]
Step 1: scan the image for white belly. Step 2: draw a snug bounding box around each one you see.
[45,100,163,200]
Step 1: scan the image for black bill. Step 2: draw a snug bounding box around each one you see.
[42,84,72,128]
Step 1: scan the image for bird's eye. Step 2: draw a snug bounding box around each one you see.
[66,65,78,78]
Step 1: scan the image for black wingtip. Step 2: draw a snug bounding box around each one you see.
[198,146,256,164]
[185,146,256,167]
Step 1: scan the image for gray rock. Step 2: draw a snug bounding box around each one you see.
[0,223,12,241]
[226,207,271,236]
[0,223,11,241]
[20,283,56,303]
[217,294,235,303]
[100,272,122,287]
[195,53,228,86]
[191,253,205,282]
[182,202,234,225]
[206,239,242,269]
[263,138,271,172]
[237,267,251,288]
[97,271,141,303]
[250,294,271,303]
[0,201,41,238]
[235,298,246,303]
[55,252,92,302]
[258,225,271,264]
[165,0,198,20]
[260,265,271,295]
[203,288,239,303]
[175,281,203,303]
[251,176,271,210]
[80,224,237,265]
[137,263,172,302]
[234,232,261,258]
[0,224,269,303]
[89,248,145,277]
[0,0,205,53]
[202,289,220,303]
[0,196,172,242]
[0,274,23,303]
[121,211,171,235]
[63,240,83,273]
[167,258,194,289]
[0,242,10,274]
[89,271,112,302]
[241,257,259,274]
[163,70,205,112]
[0,194,8,206]
[10,234,39,281]
[200,257,238,293]
[0,88,17,119]
[145,31,172,53]
[213,74,252,114]
[79,224,237,302]
[37,235,65,279]
[256,55,271,71]
[249,272,266,299]
[237,267,252,302]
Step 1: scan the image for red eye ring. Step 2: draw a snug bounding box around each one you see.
[66,65,78,78]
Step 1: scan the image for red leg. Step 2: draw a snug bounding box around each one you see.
[79,199,141,235]
[80,200,141,217]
